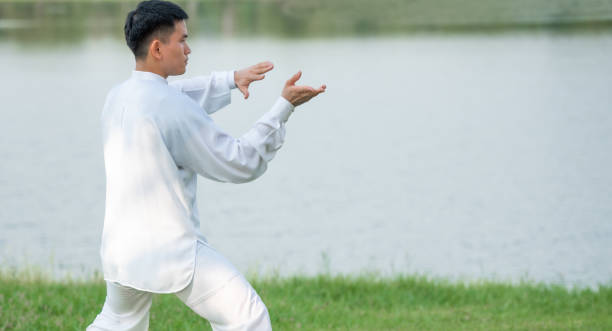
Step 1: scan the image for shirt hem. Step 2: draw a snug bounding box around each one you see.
[102,239,199,294]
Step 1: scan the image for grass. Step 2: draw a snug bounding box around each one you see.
[0,268,611,330]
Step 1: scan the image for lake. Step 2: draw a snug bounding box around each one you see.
[1,2,611,289]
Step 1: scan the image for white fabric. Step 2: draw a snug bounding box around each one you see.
[169,70,236,115]
[100,70,294,293]
[87,240,272,331]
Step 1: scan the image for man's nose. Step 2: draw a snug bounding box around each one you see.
[185,44,191,55]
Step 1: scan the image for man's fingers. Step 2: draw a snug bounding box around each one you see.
[282,73,325,106]
[298,85,325,94]
[254,61,274,74]
[254,74,265,81]
[257,61,273,69]
[238,85,249,99]
[286,71,302,86]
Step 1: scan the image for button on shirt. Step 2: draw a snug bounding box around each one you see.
[100,70,294,293]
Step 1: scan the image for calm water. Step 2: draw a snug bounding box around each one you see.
[1,32,612,287]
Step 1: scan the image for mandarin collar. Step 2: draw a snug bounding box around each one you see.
[131,70,168,85]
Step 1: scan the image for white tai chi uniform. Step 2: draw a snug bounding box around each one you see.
[87,70,294,330]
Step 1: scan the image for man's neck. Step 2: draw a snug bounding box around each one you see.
[135,61,167,79]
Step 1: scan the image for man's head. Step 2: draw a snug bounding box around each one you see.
[125,0,190,76]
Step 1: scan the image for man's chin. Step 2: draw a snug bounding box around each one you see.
[169,67,187,76]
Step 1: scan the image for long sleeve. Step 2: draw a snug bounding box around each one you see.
[102,70,287,293]
[169,71,236,115]
[162,95,294,183]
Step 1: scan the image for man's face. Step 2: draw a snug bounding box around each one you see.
[159,20,191,76]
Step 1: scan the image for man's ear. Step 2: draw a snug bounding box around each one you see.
[149,39,163,61]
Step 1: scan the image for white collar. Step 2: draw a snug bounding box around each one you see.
[131,70,168,85]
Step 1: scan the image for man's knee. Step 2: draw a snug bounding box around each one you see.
[190,275,272,330]
[242,299,272,331]
[210,296,271,331]
[86,282,153,331]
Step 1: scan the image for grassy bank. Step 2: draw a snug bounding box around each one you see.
[0,271,611,330]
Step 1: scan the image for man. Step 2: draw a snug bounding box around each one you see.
[87,1,325,330]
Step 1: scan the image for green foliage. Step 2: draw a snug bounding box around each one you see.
[1,0,612,46]
[1,271,611,330]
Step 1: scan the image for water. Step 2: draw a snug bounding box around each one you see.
[2,8,612,287]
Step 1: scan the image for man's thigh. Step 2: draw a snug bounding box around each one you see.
[175,241,271,331]
[87,281,153,331]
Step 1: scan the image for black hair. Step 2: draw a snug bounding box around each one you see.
[124,0,188,60]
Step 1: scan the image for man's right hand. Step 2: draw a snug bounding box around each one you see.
[281,71,326,107]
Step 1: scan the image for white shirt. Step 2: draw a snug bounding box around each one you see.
[100,70,294,293]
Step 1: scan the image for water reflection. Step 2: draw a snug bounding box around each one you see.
[1,0,612,45]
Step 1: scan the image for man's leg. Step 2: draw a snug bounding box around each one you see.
[87,281,153,331]
[175,240,272,331]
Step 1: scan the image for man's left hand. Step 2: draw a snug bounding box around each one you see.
[234,61,274,99]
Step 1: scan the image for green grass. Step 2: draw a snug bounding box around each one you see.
[0,269,611,330]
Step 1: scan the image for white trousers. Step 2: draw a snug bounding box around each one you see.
[87,240,271,331]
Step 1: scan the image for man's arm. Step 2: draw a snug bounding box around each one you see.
[169,71,235,115]
[169,61,275,115]
[164,95,294,183]
[165,70,325,184]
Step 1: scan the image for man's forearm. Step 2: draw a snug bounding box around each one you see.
[169,70,236,114]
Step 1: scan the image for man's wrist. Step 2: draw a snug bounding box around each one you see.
[277,96,295,116]
[228,70,237,89]
[280,95,295,108]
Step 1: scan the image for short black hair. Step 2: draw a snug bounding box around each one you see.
[124,0,188,60]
